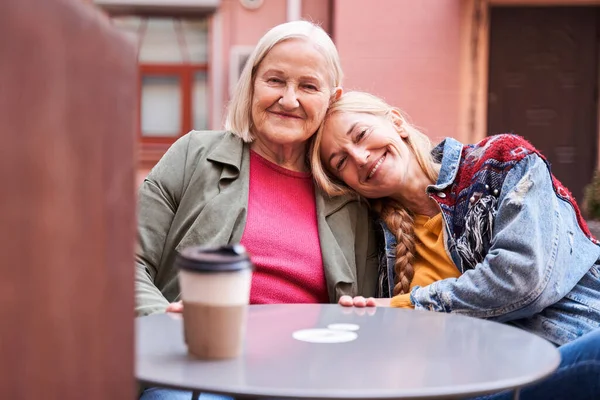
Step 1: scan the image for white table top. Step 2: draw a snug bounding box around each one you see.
[136,304,560,399]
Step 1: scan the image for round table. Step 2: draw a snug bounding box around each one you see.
[136,304,560,399]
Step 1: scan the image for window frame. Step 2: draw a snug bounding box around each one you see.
[138,63,209,145]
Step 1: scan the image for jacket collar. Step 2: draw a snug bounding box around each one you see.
[427,137,463,193]
[206,132,357,216]
[318,190,359,217]
[206,131,245,171]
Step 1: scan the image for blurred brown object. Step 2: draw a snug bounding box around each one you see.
[0,0,137,399]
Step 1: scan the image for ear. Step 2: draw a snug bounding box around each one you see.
[390,109,408,138]
[331,87,343,101]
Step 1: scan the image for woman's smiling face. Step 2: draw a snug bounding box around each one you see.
[250,38,333,148]
[319,111,417,199]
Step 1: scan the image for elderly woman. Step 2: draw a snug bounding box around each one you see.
[137,23,378,400]
[311,91,600,400]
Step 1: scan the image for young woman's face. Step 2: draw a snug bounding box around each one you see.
[319,111,416,199]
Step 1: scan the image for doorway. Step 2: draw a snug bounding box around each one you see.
[487,6,599,202]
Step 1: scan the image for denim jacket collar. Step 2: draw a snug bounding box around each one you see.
[427,137,463,193]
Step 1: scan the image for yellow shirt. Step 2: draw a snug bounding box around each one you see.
[390,213,460,308]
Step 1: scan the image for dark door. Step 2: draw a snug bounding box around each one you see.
[488,7,598,202]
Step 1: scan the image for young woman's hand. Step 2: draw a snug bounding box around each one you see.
[338,296,391,307]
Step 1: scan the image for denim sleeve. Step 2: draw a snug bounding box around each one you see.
[410,154,582,322]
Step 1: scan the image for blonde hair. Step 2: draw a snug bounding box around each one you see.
[310,91,440,295]
[225,20,343,142]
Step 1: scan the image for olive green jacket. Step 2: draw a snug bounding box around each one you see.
[135,131,379,316]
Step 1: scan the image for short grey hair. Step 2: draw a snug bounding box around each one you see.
[225,20,343,142]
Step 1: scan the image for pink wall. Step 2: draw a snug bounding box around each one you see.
[221,0,330,47]
[333,0,463,142]
[225,0,287,46]
[302,0,331,33]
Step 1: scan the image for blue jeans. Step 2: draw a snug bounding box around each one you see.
[477,328,600,400]
[139,388,233,400]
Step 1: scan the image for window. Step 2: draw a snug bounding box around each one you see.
[112,16,209,146]
[229,46,253,96]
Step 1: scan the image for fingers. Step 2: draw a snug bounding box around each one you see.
[165,300,183,313]
[341,302,378,316]
[364,297,378,307]
[338,296,377,308]
[352,296,369,307]
[338,295,354,307]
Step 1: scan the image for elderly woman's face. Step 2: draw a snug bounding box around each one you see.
[251,39,332,147]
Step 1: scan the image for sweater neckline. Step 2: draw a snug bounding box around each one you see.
[250,150,311,179]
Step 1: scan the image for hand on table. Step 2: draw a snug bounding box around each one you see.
[338,296,391,307]
[165,300,183,313]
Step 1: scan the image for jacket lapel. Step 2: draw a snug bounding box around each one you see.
[316,189,358,301]
[206,133,249,244]
[176,133,249,252]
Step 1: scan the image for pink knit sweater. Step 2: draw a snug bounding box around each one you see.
[241,150,328,304]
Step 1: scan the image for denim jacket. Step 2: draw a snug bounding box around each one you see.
[378,135,600,345]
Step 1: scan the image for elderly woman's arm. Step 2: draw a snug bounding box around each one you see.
[410,153,599,321]
[135,135,191,316]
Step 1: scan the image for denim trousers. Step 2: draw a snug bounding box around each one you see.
[475,327,600,400]
[139,388,232,400]
[140,328,600,400]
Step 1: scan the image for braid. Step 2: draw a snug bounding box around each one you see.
[380,200,416,296]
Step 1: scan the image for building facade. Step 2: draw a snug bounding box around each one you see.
[95,0,600,202]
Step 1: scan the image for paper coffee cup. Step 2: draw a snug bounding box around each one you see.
[176,244,252,359]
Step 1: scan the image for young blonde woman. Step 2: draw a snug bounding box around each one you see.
[311,91,600,400]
